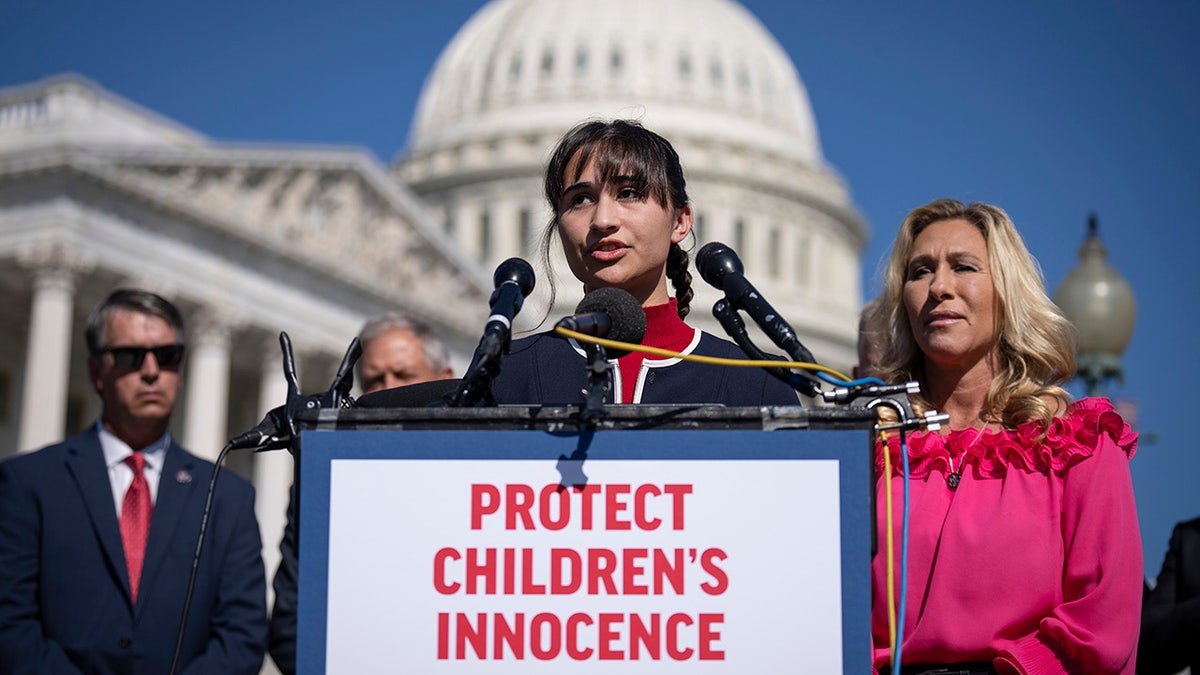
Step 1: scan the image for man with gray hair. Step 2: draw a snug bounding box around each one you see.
[355,312,455,393]
[267,310,456,674]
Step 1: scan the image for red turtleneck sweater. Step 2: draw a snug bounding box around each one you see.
[615,299,695,403]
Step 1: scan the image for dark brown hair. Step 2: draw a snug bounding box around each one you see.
[540,119,694,318]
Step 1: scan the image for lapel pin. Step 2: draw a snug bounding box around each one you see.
[175,470,192,485]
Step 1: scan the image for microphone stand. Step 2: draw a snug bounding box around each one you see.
[168,332,360,675]
[698,243,821,397]
[442,327,504,407]
[444,259,536,407]
[711,298,823,397]
[713,298,802,389]
[580,343,611,427]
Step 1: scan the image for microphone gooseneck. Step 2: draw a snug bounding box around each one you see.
[444,257,537,407]
[224,332,362,452]
[226,405,288,450]
[697,241,820,396]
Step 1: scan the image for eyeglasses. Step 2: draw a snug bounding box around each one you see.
[101,344,186,370]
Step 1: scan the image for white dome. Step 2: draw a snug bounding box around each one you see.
[407,0,823,167]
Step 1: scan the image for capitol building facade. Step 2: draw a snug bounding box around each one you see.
[0,0,866,645]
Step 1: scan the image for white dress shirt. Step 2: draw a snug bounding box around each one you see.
[97,421,170,517]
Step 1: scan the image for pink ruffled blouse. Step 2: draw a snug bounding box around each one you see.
[871,398,1142,674]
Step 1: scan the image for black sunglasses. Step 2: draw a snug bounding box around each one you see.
[101,344,186,370]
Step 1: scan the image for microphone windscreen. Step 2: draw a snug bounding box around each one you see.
[355,379,462,408]
[574,288,647,357]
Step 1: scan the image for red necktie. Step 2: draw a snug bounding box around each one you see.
[120,452,152,603]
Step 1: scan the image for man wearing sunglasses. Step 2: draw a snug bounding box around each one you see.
[0,288,267,674]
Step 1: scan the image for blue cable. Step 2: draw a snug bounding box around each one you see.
[892,430,911,675]
[816,371,886,387]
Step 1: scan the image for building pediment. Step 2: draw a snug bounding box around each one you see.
[1,75,493,340]
[46,145,492,337]
[0,74,205,152]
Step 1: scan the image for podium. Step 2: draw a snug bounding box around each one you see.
[295,404,876,673]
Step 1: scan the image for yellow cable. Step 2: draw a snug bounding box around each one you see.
[553,326,852,380]
[557,324,878,648]
[881,428,897,662]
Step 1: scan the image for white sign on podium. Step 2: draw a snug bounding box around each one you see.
[298,428,870,673]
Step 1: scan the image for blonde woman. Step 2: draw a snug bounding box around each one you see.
[871,199,1141,674]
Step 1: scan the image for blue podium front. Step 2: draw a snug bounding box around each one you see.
[296,405,874,674]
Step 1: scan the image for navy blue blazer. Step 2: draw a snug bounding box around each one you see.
[0,427,267,674]
[491,330,800,406]
[1140,516,1200,675]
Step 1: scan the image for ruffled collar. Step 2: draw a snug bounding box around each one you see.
[876,397,1137,479]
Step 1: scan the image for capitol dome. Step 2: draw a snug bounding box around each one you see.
[408,0,822,166]
[396,0,867,372]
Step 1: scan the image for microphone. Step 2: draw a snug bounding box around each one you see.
[696,242,816,364]
[556,287,647,421]
[223,333,363,452]
[227,405,289,450]
[486,257,536,339]
[556,287,648,350]
[565,288,647,341]
[180,332,360,674]
[696,242,819,396]
[443,258,536,407]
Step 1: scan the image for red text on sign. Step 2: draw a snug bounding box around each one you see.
[469,483,693,531]
[436,611,725,661]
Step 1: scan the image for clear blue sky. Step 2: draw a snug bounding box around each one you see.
[2,0,1197,576]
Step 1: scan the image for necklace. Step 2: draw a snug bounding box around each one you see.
[947,454,964,490]
[947,423,989,491]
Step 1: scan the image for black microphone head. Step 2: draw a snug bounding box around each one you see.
[493,257,536,297]
[574,287,647,356]
[695,241,744,291]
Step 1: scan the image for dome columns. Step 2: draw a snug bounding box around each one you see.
[15,238,96,452]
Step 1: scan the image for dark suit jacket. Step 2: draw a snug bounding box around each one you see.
[1139,516,1200,675]
[0,427,267,674]
[268,483,300,675]
[491,331,799,406]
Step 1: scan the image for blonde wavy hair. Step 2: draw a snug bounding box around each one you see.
[875,198,1076,430]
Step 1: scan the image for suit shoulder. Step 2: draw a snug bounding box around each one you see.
[1,433,84,472]
[694,331,750,359]
[507,332,569,357]
[1177,517,1200,535]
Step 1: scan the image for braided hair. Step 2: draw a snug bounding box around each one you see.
[666,241,693,319]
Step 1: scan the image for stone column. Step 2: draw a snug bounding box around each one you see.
[16,241,93,453]
[742,212,767,279]
[491,197,520,263]
[182,310,234,461]
[253,338,294,606]
[455,199,482,261]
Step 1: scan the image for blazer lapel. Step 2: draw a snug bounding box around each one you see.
[64,429,132,605]
[135,442,199,619]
